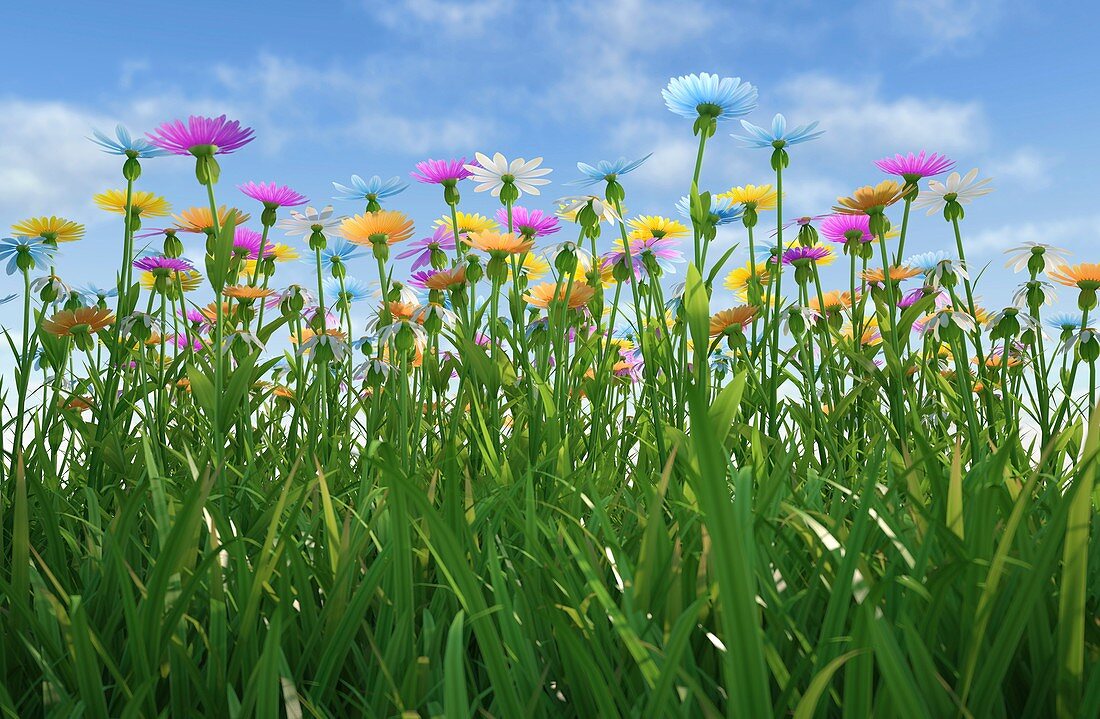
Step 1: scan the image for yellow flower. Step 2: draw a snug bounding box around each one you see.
[140,270,203,292]
[724,262,771,301]
[510,253,550,281]
[718,184,778,210]
[341,210,415,246]
[524,282,596,309]
[627,215,689,240]
[464,231,534,255]
[709,306,758,336]
[12,216,85,243]
[809,290,853,314]
[833,180,904,215]
[434,211,498,236]
[173,206,250,234]
[94,189,171,217]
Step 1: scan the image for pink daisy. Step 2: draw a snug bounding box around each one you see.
[497,206,561,238]
[239,181,308,208]
[410,158,473,184]
[147,115,255,155]
[874,151,955,180]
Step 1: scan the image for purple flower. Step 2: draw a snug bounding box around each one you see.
[407,269,438,289]
[874,151,955,180]
[781,245,831,265]
[410,158,473,184]
[133,255,194,272]
[181,308,207,325]
[497,206,561,238]
[239,181,308,208]
[603,237,684,278]
[396,226,457,271]
[898,287,929,309]
[820,214,874,245]
[147,115,255,156]
[232,227,274,259]
[173,334,203,351]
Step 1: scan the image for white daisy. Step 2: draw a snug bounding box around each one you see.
[277,205,344,238]
[1003,242,1071,272]
[913,169,994,216]
[464,152,552,198]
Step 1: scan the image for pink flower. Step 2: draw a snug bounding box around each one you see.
[133,255,194,272]
[239,181,308,208]
[820,214,873,245]
[147,115,255,155]
[497,206,561,238]
[232,227,274,259]
[874,151,954,180]
[411,158,473,184]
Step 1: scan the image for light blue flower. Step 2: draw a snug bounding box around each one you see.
[675,195,744,226]
[733,113,824,148]
[331,174,408,202]
[323,277,373,305]
[0,293,17,306]
[79,284,118,304]
[662,73,757,122]
[905,251,952,273]
[89,124,170,158]
[0,237,57,275]
[572,154,652,186]
[1046,312,1089,332]
[309,238,367,273]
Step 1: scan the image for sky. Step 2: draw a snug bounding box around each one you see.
[1,0,1098,337]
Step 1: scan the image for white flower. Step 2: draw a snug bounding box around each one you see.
[922,308,977,341]
[298,333,350,361]
[465,152,552,198]
[556,195,622,223]
[376,319,428,349]
[1012,280,1057,308]
[913,168,994,216]
[1059,328,1100,356]
[277,205,344,237]
[1003,242,1071,272]
[411,303,458,328]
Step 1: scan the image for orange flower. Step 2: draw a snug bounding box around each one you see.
[523,282,596,309]
[1048,262,1100,290]
[340,210,415,246]
[273,385,295,399]
[463,230,534,255]
[222,285,275,300]
[809,290,853,314]
[173,206,249,234]
[424,265,468,291]
[200,302,237,323]
[42,307,115,336]
[833,180,904,215]
[709,306,758,336]
[861,265,922,284]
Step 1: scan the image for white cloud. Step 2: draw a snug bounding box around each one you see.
[964,215,1098,255]
[985,147,1053,187]
[888,0,1006,55]
[377,0,511,30]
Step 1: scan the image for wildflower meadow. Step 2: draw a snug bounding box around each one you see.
[0,70,1097,717]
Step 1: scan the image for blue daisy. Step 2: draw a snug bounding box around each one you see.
[323,277,373,305]
[89,124,171,158]
[309,238,367,274]
[0,237,57,275]
[79,284,119,304]
[331,174,408,202]
[675,195,744,226]
[662,73,757,122]
[572,154,652,186]
[905,251,952,273]
[733,113,824,149]
[1046,312,1089,332]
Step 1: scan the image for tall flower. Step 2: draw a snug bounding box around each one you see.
[309,237,367,274]
[833,181,905,216]
[239,182,308,209]
[89,124,170,158]
[572,155,651,187]
[874,151,954,184]
[133,255,195,274]
[435,211,499,237]
[463,231,534,256]
[524,281,595,310]
[42,307,115,350]
[12,216,85,244]
[341,210,415,260]
[278,205,343,238]
[724,261,770,301]
[396,226,457,271]
[819,214,874,245]
[718,184,778,211]
[147,115,255,184]
[1004,242,1071,273]
[662,72,757,135]
[709,306,758,337]
[232,227,275,260]
[465,152,552,201]
[0,237,57,275]
[411,158,473,185]
[914,169,994,219]
[628,215,689,240]
[94,189,172,217]
[675,195,743,226]
[733,113,824,149]
[173,206,250,234]
[781,245,834,266]
[332,175,408,211]
[497,206,560,239]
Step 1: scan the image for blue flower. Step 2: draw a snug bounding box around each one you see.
[78,284,118,304]
[1046,312,1089,332]
[323,277,373,305]
[733,113,824,148]
[905,251,952,273]
[0,237,57,275]
[89,124,170,158]
[662,73,757,122]
[675,195,744,226]
[0,293,17,306]
[332,174,408,202]
[309,238,367,273]
[572,154,652,186]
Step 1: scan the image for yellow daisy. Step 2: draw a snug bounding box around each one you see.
[434,211,498,236]
[718,184,778,210]
[341,210,415,246]
[94,189,171,217]
[510,253,550,281]
[12,216,85,243]
[627,215,689,240]
[140,270,203,292]
[173,206,250,234]
[524,282,596,310]
[724,261,771,301]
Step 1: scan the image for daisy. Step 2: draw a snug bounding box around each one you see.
[231,227,275,260]
[42,307,115,349]
[94,189,172,217]
[323,277,373,307]
[1048,263,1100,291]
[820,214,874,245]
[222,285,275,301]
[1011,280,1056,309]
[411,158,473,185]
[147,115,255,156]
[922,308,978,341]
[781,245,834,266]
[173,206,250,234]
[463,230,534,256]
[309,237,367,274]
[396,226,456,270]
[662,73,757,125]
[278,205,343,238]
[78,284,118,305]
[510,253,551,282]
[434,211,499,237]
[709,306,758,336]
[497,206,560,238]
[914,169,995,217]
[733,113,824,148]
[572,155,651,186]
[557,195,621,223]
[141,270,203,292]
[628,215,689,240]
[724,262,770,299]
[833,181,905,215]
[524,282,596,310]
[674,195,743,226]
[464,152,552,199]
[874,151,955,182]
[1047,311,1089,332]
[12,216,85,244]
[0,236,57,274]
[1004,242,1071,272]
[332,174,408,208]
[809,290,853,314]
[861,265,922,285]
[718,183,778,210]
[340,211,415,254]
[89,124,170,158]
[238,181,308,209]
[133,255,194,273]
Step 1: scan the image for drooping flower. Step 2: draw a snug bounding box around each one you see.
[94,189,172,217]
[662,73,757,123]
[331,175,408,205]
[733,113,824,148]
[709,306,758,336]
[463,230,534,256]
[572,155,651,186]
[396,226,457,271]
[833,181,905,215]
[341,210,415,247]
[465,152,552,199]
[627,215,689,240]
[411,158,473,184]
[12,216,85,243]
[874,151,955,181]
[132,255,194,273]
[820,214,874,245]
[434,211,499,237]
[278,205,342,238]
[524,282,596,310]
[147,115,254,158]
[1004,242,1071,272]
[914,169,995,217]
[0,237,57,275]
[497,206,560,238]
[231,227,275,260]
[173,206,250,234]
[238,181,308,208]
[89,124,171,158]
[922,308,978,341]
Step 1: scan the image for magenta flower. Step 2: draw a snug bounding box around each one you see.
[603,237,684,278]
[898,287,929,309]
[874,151,954,180]
[411,158,473,184]
[173,334,204,351]
[396,226,457,271]
[407,269,438,289]
[133,255,194,272]
[181,308,207,325]
[239,181,308,208]
[147,115,255,156]
[232,227,274,259]
[497,206,561,238]
[781,245,831,265]
[820,214,874,245]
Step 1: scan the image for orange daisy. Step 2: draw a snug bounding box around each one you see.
[1048,262,1100,290]
[861,265,922,284]
[463,230,534,255]
[523,282,596,310]
[173,206,250,234]
[833,180,904,215]
[42,307,115,336]
[340,210,415,246]
[709,306,758,336]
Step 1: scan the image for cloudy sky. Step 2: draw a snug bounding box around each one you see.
[1,0,1095,327]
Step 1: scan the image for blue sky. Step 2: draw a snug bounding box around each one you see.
[1,0,1097,329]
